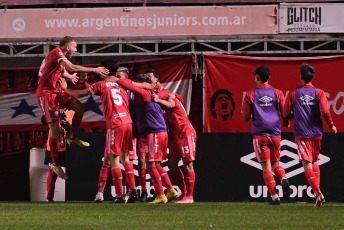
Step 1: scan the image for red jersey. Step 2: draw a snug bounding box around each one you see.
[163,97,192,137]
[37,47,67,94]
[90,80,132,129]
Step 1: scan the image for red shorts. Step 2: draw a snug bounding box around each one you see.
[137,132,168,162]
[169,128,196,162]
[104,124,133,158]
[295,137,322,163]
[253,136,280,163]
[129,137,137,160]
[37,92,77,124]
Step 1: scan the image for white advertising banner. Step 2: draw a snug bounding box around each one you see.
[279,3,344,33]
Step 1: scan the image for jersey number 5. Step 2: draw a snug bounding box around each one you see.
[111,88,123,106]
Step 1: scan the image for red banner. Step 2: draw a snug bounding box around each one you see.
[0,56,194,153]
[204,54,344,133]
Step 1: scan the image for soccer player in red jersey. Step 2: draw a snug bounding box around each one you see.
[36,36,109,180]
[93,66,138,203]
[117,74,177,204]
[152,92,197,203]
[59,60,137,203]
[283,64,337,207]
[242,66,290,205]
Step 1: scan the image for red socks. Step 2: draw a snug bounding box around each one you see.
[69,113,82,140]
[263,170,277,196]
[312,164,320,186]
[305,169,320,197]
[46,166,57,201]
[147,167,164,196]
[97,164,110,193]
[111,167,123,198]
[185,171,195,197]
[272,165,287,182]
[124,162,136,192]
[156,165,173,190]
[173,169,186,195]
[137,164,147,191]
[49,137,60,165]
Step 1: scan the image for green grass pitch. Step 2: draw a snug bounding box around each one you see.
[0,202,343,230]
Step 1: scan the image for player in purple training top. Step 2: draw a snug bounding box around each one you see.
[242,66,290,205]
[283,63,337,207]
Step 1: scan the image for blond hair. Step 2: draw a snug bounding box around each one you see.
[59,36,77,47]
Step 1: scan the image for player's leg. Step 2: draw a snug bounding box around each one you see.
[65,98,89,147]
[270,137,290,199]
[297,138,324,206]
[110,154,124,203]
[94,157,110,202]
[154,132,177,201]
[168,156,186,200]
[46,164,57,202]
[147,161,167,204]
[137,136,148,201]
[254,136,279,204]
[175,161,195,204]
[120,152,137,203]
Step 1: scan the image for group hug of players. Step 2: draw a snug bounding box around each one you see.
[37,36,336,206]
[37,36,196,204]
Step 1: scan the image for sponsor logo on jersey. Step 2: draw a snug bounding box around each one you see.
[300,95,314,105]
[258,96,273,106]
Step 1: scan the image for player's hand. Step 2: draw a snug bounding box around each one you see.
[59,77,68,90]
[70,73,79,85]
[151,94,159,102]
[331,125,337,134]
[95,67,109,77]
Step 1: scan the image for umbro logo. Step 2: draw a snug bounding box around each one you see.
[259,96,273,106]
[240,139,330,178]
[300,95,314,105]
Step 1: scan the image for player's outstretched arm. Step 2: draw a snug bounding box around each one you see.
[60,59,109,77]
[152,94,175,109]
[59,78,91,98]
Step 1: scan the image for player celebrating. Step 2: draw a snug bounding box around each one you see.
[242,66,290,205]
[283,63,337,207]
[59,60,137,203]
[116,74,177,204]
[36,36,109,180]
[152,92,197,203]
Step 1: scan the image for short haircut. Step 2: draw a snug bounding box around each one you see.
[145,69,159,79]
[134,74,152,84]
[300,63,316,83]
[59,36,77,47]
[117,67,129,75]
[255,66,270,83]
[101,59,118,76]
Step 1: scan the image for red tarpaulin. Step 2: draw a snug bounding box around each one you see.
[203,54,344,133]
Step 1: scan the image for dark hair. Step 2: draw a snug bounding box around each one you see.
[145,69,159,79]
[210,89,235,119]
[255,66,270,83]
[300,63,315,83]
[60,36,77,47]
[134,74,152,84]
[101,59,118,76]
